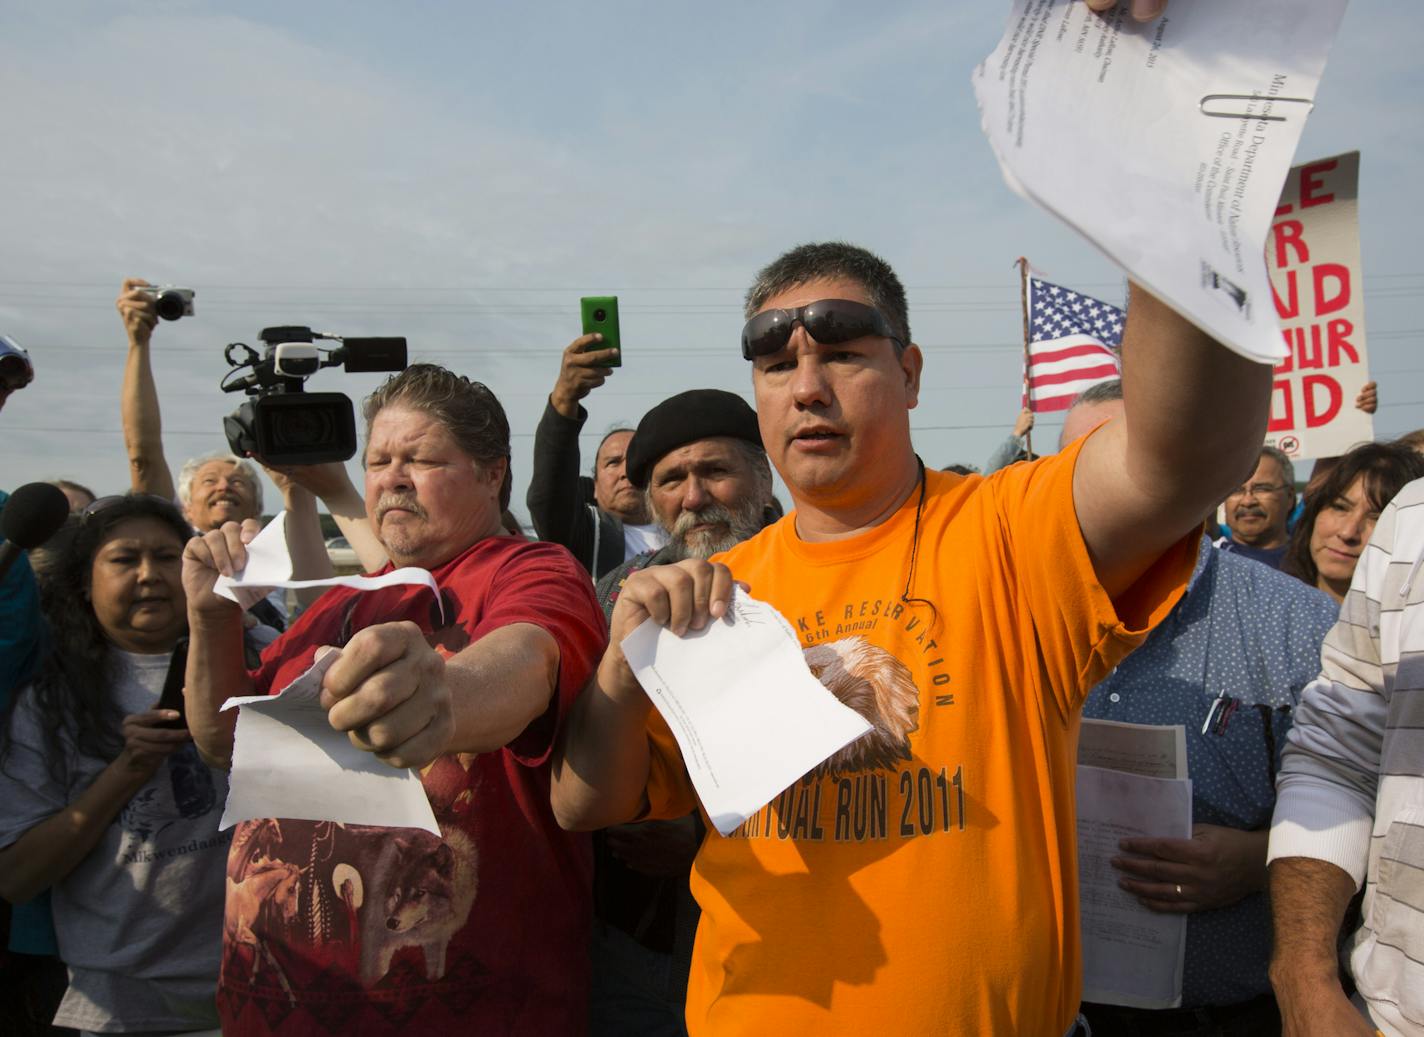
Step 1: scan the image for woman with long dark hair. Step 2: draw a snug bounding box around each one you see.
[0,494,228,1035]
[1284,441,1424,602]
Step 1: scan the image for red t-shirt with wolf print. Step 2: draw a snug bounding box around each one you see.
[216,536,607,1036]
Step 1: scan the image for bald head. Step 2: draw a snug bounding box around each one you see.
[1060,398,1124,450]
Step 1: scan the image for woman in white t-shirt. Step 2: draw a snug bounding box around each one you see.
[0,494,228,1036]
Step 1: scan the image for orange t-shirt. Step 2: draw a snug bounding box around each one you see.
[642,439,1197,1036]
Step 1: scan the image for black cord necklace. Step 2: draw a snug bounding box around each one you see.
[900,455,938,626]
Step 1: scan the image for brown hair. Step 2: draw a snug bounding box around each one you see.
[362,364,512,510]
[1284,441,1424,587]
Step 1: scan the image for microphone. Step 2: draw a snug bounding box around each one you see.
[0,482,71,582]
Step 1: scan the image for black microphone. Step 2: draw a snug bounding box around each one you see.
[0,482,71,582]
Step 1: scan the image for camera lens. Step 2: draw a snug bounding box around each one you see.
[593,308,607,323]
[155,291,185,322]
[270,406,337,449]
[0,355,28,388]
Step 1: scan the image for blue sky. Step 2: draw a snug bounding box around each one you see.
[2,1,1420,520]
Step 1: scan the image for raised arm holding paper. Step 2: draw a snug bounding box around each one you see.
[549,1,1358,1030]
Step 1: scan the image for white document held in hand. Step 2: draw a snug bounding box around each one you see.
[974,0,1348,363]
[620,589,872,837]
[218,648,440,835]
[213,509,443,619]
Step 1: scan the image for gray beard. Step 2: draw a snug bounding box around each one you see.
[662,500,766,561]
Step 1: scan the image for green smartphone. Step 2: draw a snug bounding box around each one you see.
[580,296,622,367]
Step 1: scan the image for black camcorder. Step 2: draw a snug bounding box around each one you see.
[220,326,407,465]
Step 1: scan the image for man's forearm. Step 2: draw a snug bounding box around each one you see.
[1269,856,1355,995]
[319,483,388,573]
[1120,284,1273,507]
[283,486,334,606]
[185,610,251,768]
[121,341,175,499]
[525,399,587,545]
[443,623,564,755]
[0,757,151,903]
[551,663,654,831]
[1074,283,1274,596]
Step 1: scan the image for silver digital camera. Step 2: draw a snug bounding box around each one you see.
[143,286,196,321]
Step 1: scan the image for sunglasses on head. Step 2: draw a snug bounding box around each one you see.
[741,299,904,360]
[81,493,183,523]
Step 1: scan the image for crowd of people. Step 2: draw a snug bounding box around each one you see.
[4,11,1424,1037]
[2,236,1420,1037]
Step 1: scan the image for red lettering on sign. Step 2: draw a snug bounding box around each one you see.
[1299,160,1338,209]
[1327,318,1359,366]
[1295,325,1324,371]
[1274,201,1294,217]
[1303,374,1342,428]
[1268,379,1295,432]
[1313,263,1351,316]
[1274,329,1294,375]
[1272,270,1300,320]
[1272,220,1309,267]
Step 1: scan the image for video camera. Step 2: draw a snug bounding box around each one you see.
[220,326,407,465]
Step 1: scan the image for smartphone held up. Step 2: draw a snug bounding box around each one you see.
[580,296,622,367]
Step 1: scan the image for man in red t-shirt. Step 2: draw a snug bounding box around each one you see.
[182,365,607,1036]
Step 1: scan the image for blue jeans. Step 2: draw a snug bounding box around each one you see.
[589,919,689,1037]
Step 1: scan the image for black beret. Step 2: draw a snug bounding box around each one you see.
[625,389,762,489]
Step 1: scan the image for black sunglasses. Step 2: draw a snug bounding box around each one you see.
[741,299,904,360]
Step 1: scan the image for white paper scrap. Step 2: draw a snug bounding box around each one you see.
[218,648,439,835]
[621,588,872,836]
[213,510,442,620]
[974,0,1348,362]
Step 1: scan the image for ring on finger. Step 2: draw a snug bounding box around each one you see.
[1175,884,1183,896]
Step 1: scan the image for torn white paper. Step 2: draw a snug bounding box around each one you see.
[974,0,1348,362]
[219,648,439,835]
[213,509,442,620]
[1077,764,1192,1009]
[621,589,872,836]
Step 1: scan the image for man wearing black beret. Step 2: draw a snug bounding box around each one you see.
[587,387,779,1037]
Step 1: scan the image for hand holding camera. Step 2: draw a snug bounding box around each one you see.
[116,278,195,347]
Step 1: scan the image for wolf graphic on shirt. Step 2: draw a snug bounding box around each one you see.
[358,827,479,984]
[805,636,919,775]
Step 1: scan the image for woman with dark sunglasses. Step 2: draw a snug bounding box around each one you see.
[0,494,227,1036]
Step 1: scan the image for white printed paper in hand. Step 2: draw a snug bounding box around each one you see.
[620,589,872,836]
[213,509,443,620]
[218,648,440,835]
[973,0,1348,363]
[1077,764,1192,1009]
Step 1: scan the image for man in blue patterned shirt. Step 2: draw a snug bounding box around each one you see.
[1061,383,1340,1036]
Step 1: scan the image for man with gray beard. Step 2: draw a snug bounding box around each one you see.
[586,388,776,1037]
[596,389,778,612]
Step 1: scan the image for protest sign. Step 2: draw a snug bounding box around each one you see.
[1264,151,1372,460]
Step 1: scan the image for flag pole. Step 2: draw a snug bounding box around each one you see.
[1016,257,1033,457]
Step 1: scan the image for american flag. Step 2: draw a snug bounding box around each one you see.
[1022,272,1124,413]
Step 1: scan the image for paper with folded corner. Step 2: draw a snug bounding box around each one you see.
[973,0,1348,363]
[218,648,439,835]
[620,588,872,836]
[213,509,442,620]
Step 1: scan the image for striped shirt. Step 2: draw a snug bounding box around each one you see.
[1269,476,1424,1037]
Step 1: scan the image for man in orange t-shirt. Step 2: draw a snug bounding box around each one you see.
[553,239,1272,1035]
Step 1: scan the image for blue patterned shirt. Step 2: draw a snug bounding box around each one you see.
[1083,536,1339,1007]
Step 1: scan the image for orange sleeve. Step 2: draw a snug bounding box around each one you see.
[640,709,699,821]
[986,432,1198,717]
